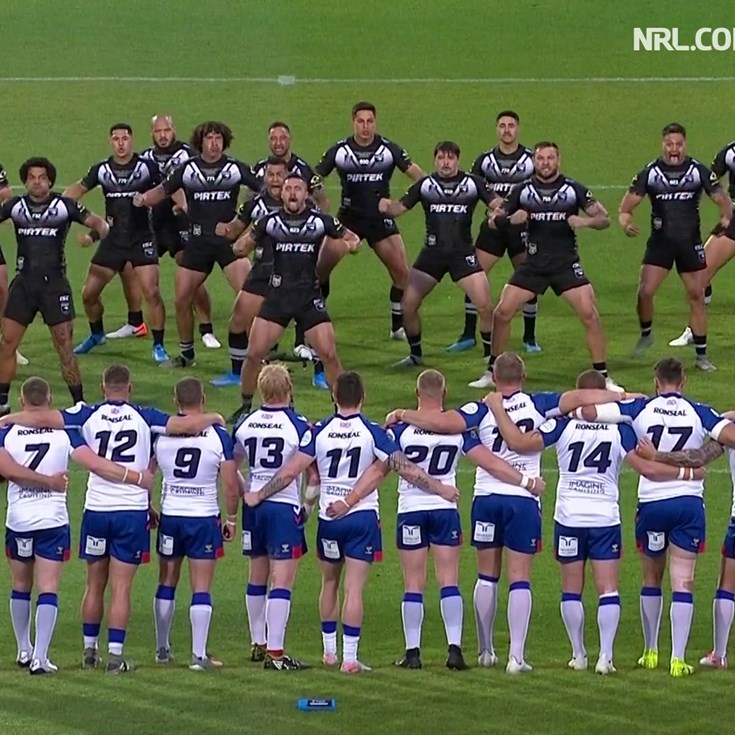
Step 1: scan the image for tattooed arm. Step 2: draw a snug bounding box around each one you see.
[388,451,459,500]
[635,437,725,468]
[243,451,314,507]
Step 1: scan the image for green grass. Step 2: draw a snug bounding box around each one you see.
[2,1,735,733]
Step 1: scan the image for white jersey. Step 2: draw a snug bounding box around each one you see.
[62,400,170,512]
[300,413,398,520]
[1,425,84,532]
[728,447,735,518]
[611,393,729,503]
[387,422,470,513]
[458,391,562,499]
[233,407,309,507]
[539,418,637,527]
[154,425,233,517]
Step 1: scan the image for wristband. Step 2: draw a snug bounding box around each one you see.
[520,475,531,489]
[574,408,584,420]
[677,467,685,480]
[685,467,693,481]
[122,468,129,484]
[344,495,356,508]
[136,472,143,486]
[225,520,236,526]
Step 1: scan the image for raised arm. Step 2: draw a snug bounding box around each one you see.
[0,410,64,430]
[569,199,610,231]
[558,389,641,416]
[485,393,544,453]
[165,413,224,435]
[62,181,89,201]
[386,408,466,434]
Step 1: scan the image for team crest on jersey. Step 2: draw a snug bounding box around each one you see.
[460,401,479,415]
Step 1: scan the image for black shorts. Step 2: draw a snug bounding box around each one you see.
[242,274,269,298]
[412,246,483,282]
[475,220,526,260]
[4,274,75,327]
[258,289,330,331]
[642,235,706,274]
[154,224,187,258]
[710,218,735,242]
[180,236,237,275]
[509,257,590,296]
[338,209,400,248]
[91,238,158,272]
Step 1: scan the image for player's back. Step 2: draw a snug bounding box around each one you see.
[1,425,75,531]
[233,407,308,506]
[155,425,233,518]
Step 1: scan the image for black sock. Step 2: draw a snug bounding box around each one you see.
[127,310,143,328]
[294,323,306,349]
[390,286,403,332]
[488,354,497,371]
[592,361,609,378]
[407,331,422,358]
[241,393,254,412]
[0,382,10,406]
[152,329,165,347]
[693,333,707,357]
[90,319,104,336]
[199,322,213,336]
[522,296,538,343]
[705,284,713,300]
[480,331,492,359]
[180,341,195,361]
[320,280,331,301]
[229,330,248,375]
[313,360,325,377]
[640,320,652,338]
[68,384,84,404]
[463,295,477,338]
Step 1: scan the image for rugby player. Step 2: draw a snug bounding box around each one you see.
[247,371,458,673]
[0,157,109,415]
[619,123,731,371]
[134,121,259,368]
[479,142,622,392]
[3,376,155,674]
[151,377,238,671]
[378,141,494,373]
[233,364,311,669]
[315,102,424,339]
[0,364,226,673]
[226,173,359,424]
[580,357,735,676]
[487,369,704,675]
[447,111,539,354]
[141,114,220,350]
[65,124,167,361]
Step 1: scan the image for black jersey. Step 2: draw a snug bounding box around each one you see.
[163,156,259,238]
[711,143,735,201]
[502,174,596,262]
[315,135,412,217]
[629,157,719,242]
[251,209,344,290]
[252,153,321,195]
[81,155,160,244]
[237,191,282,275]
[141,140,195,231]
[0,194,89,275]
[400,171,491,249]
[471,145,534,199]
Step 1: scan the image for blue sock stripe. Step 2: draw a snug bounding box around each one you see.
[598,595,620,607]
[11,590,31,601]
[191,592,212,607]
[156,585,176,600]
[672,591,693,604]
[403,592,423,604]
[440,586,461,599]
[509,581,531,592]
[108,628,126,645]
[716,589,735,602]
[83,622,100,637]
[268,588,292,601]
[321,621,337,634]
[246,584,267,596]
[478,574,499,584]
[37,593,58,607]
[561,592,582,602]
[640,586,662,597]
[343,624,361,637]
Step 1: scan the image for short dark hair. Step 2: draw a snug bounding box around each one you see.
[175,377,204,409]
[576,369,607,390]
[268,121,291,134]
[102,364,131,391]
[284,172,307,186]
[334,371,365,408]
[654,357,684,385]
[266,155,289,169]
[190,121,233,152]
[496,110,519,123]
[434,141,460,158]
[534,141,559,154]
[21,377,50,407]
[662,122,686,138]
[109,123,133,136]
[19,157,57,186]
[351,101,376,119]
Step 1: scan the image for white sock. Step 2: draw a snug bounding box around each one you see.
[245,584,267,645]
[507,582,532,662]
[190,593,213,659]
[670,592,694,660]
[401,592,424,649]
[10,590,32,654]
[640,587,662,651]
[265,589,292,654]
[343,625,360,663]
[713,589,735,658]
[440,586,463,647]
[33,594,59,662]
[473,575,498,654]
[597,593,620,659]
[321,621,338,656]
[154,585,176,650]
[560,593,586,659]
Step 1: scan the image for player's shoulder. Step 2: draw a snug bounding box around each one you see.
[520,144,534,156]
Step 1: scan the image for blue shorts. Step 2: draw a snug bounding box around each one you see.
[317,510,383,564]
[79,509,151,565]
[553,522,621,563]
[721,517,735,559]
[396,509,462,550]
[157,514,224,560]
[5,525,71,562]
[635,496,705,557]
[242,501,307,560]
[470,494,541,554]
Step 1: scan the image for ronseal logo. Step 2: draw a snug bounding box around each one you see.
[634,27,735,51]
